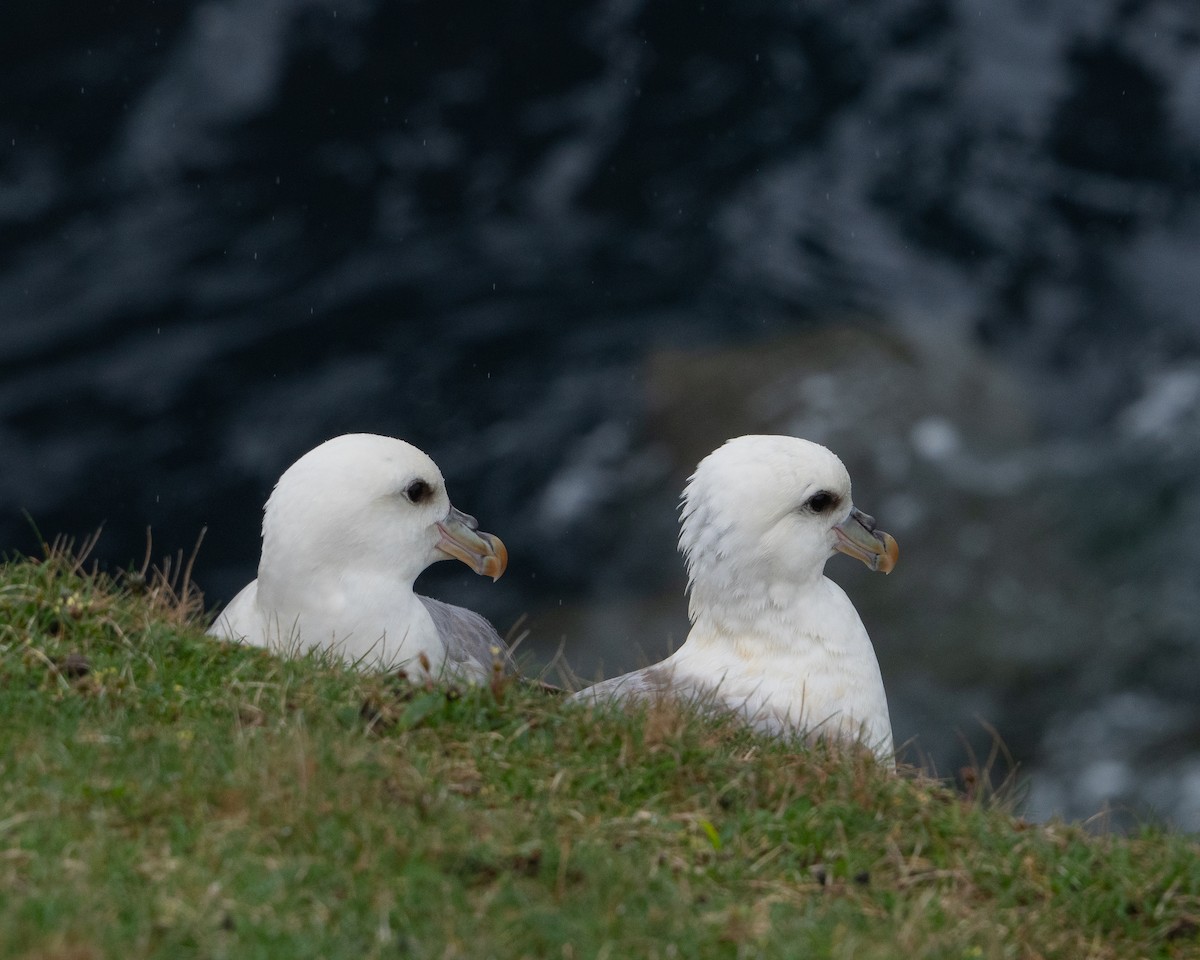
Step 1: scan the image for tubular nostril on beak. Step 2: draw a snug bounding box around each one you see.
[449,506,480,530]
[855,510,877,532]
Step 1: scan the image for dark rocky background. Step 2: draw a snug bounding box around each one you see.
[4,0,1200,827]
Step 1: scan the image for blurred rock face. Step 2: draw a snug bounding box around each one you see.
[3,0,1200,826]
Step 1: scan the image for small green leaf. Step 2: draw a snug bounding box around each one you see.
[699,818,722,850]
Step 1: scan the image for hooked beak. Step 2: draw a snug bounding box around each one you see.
[833,507,899,575]
[435,506,509,581]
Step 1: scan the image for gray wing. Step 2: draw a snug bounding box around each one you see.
[569,665,754,728]
[570,665,884,758]
[568,665,676,704]
[418,595,515,677]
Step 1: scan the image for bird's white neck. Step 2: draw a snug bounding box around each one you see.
[679,567,894,764]
[258,561,445,672]
[258,550,415,613]
[686,550,832,645]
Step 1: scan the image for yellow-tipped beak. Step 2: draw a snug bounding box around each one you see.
[436,506,509,581]
[833,507,899,575]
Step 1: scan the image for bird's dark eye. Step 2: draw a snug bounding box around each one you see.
[805,491,838,513]
[404,479,432,504]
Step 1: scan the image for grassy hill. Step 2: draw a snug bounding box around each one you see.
[1,545,1197,959]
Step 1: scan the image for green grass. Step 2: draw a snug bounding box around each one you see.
[1,546,1198,959]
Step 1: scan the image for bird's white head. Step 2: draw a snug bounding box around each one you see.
[258,434,507,598]
[679,435,897,619]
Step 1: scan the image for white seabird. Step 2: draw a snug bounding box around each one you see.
[208,433,512,681]
[571,435,899,764]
